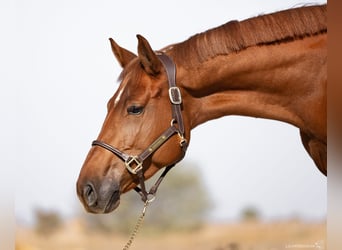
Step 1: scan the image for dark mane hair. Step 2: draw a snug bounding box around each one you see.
[168,4,327,66]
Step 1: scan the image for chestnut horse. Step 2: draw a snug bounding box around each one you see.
[77,5,326,213]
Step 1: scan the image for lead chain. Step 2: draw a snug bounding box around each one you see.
[122,201,149,250]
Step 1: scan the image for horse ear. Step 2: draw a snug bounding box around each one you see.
[109,38,136,68]
[136,34,162,76]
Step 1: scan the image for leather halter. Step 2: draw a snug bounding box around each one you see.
[92,53,188,203]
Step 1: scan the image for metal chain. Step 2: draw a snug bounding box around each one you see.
[122,201,149,250]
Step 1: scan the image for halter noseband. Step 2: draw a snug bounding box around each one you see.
[92,53,188,203]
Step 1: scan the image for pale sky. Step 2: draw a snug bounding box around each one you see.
[7,0,327,224]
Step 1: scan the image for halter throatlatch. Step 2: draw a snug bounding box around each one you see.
[92,53,188,203]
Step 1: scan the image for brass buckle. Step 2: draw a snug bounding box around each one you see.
[125,156,143,174]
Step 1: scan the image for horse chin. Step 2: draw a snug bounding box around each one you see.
[120,182,138,194]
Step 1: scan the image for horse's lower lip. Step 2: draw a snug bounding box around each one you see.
[104,192,120,213]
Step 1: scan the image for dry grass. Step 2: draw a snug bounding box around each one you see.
[16,220,325,250]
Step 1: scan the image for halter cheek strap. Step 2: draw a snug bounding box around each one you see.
[92,53,188,203]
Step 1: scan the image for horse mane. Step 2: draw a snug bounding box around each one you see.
[168,4,327,67]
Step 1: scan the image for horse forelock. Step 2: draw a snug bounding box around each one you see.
[170,4,327,67]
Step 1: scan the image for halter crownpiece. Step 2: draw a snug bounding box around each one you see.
[92,53,187,203]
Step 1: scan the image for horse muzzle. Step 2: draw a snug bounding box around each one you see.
[77,176,121,214]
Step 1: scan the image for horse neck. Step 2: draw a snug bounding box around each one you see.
[174,34,327,133]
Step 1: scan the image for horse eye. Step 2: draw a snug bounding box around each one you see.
[127,105,144,115]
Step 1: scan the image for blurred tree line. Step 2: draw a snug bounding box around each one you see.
[33,161,261,236]
[81,162,212,234]
[34,209,63,235]
[240,206,260,222]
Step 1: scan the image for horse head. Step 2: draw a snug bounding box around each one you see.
[77,35,190,213]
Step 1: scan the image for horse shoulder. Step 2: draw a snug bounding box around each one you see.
[300,130,327,175]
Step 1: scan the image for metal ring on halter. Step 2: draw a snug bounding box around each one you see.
[170,118,177,127]
[178,133,187,147]
[146,193,156,203]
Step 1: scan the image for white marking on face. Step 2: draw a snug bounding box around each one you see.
[114,85,126,107]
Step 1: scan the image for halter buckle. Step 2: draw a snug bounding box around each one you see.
[125,156,143,175]
[169,87,182,105]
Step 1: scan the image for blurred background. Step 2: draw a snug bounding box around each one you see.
[6,0,327,249]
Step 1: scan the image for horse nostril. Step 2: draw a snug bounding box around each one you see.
[83,183,97,207]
